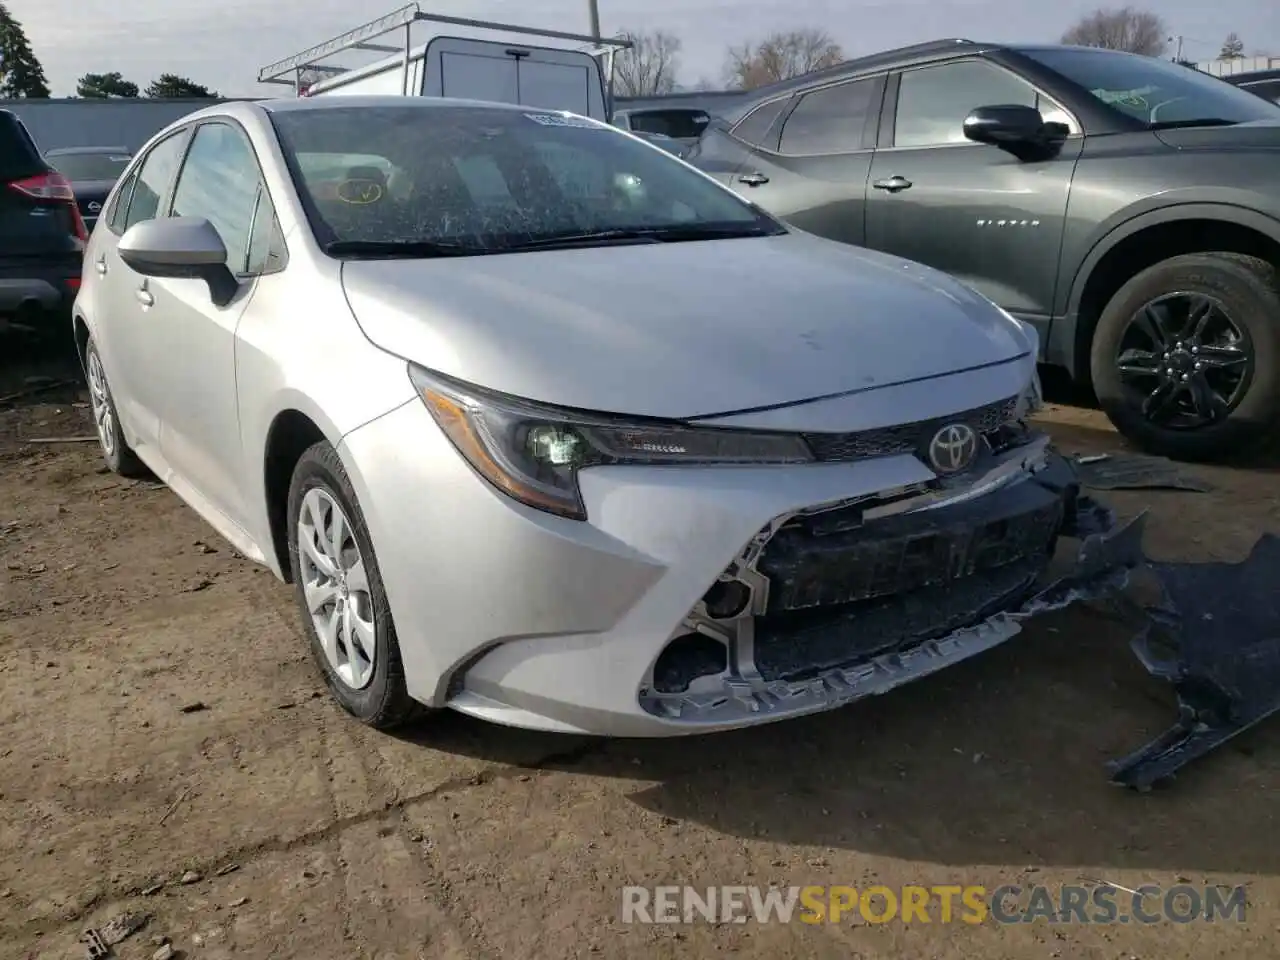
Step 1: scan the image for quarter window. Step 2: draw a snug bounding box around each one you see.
[105,168,139,234]
[778,78,880,155]
[123,131,187,230]
[894,60,1066,147]
[731,97,790,148]
[170,122,265,273]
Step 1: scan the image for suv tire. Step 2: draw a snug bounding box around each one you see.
[1090,252,1280,462]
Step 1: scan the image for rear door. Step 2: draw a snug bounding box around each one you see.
[721,74,885,247]
[90,127,190,450]
[423,37,607,119]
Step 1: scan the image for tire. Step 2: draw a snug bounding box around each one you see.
[83,338,148,478]
[1090,252,1280,462]
[286,440,421,730]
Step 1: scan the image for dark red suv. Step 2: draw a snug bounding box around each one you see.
[0,108,87,335]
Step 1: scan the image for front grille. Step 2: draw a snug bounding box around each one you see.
[803,395,1019,463]
[753,557,1043,683]
[757,474,1065,614]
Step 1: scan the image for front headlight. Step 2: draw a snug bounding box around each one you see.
[409,365,814,520]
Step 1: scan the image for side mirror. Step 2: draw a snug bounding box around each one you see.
[118,216,240,307]
[963,105,1066,159]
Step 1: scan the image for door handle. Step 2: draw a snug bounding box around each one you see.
[94,257,107,276]
[135,287,154,307]
[737,172,770,187]
[872,175,913,193]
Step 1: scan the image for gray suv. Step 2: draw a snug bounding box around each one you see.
[687,41,1280,461]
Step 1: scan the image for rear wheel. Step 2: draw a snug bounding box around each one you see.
[84,338,148,478]
[286,441,421,730]
[1090,253,1280,461]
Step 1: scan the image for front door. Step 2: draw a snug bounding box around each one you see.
[727,75,884,248]
[864,58,1082,330]
[149,120,269,527]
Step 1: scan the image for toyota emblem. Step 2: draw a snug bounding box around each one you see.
[927,423,979,474]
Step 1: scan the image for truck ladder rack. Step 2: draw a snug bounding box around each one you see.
[257,2,632,95]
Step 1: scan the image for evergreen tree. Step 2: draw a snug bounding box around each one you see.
[0,3,50,98]
[145,73,217,98]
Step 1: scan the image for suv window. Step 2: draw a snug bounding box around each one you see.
[626,109,710,140]
[170,122,265,273]
[894,60,1046,148]
[0,110,45,182]
[123,131,187,230]
[779,78,880,155]
[731,98,790,149]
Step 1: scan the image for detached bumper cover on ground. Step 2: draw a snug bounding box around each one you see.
[1108,533,1280,789]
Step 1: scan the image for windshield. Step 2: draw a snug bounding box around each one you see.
[1022,48,1280,127]
[45,151,131,181]
[269,105,779,254]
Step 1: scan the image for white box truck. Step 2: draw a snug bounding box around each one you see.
[257,3,630,122]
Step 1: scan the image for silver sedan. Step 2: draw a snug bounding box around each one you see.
[75,96,1098,737]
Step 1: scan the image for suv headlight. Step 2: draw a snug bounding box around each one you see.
[410,365,814,520]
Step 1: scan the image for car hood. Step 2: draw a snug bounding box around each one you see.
[340,232,1032,419]
[1154,118,1280,150]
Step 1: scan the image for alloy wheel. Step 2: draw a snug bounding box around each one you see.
[86,350,116,459]
[1114,291,1253,429]
[297,487,377,690]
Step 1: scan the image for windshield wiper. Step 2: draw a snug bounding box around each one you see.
[324,239,480,259]
[504,223,781,251]
[1148,118,1240,131]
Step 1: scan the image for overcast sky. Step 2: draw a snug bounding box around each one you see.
[7,0,1277,97]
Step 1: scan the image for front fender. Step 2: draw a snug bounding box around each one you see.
[1061,198,1280,320]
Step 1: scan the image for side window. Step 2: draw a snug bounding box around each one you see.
[123,131,187,230]
[894,60,1038,148]
[730,97,790,148]
[245,188,287,275]
[170,122,265,274]
[106,168,139,234]
[778,78,880,155]
[627,109,710,140]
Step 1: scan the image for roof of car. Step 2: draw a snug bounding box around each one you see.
[44,145,130,156]
[1224,68,1280,83]
[256,95,561,115]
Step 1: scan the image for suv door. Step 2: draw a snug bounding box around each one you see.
[90,127,190,451]
[864,58,1082,334]
[150,120,282,528]
[721,75,885,247]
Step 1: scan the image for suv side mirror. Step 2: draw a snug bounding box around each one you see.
[963,105,1068,159]
[118,216,240,307]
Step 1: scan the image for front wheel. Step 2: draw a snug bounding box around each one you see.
[1090,253,1280,462]
[286,441,421,730]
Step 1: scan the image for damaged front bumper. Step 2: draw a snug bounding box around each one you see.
[640,436,1145,726]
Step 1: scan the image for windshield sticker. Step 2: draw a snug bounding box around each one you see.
[524,113,600,129]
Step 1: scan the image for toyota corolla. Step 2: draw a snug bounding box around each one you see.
[73,97,1126,736]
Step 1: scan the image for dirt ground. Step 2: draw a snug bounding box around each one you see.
[2,344,1278,960]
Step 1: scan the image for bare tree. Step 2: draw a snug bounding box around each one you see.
[723,29,844,90]
[1218,32,1245,59]
[612,29,681,97]
[1060,7,1168,56]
